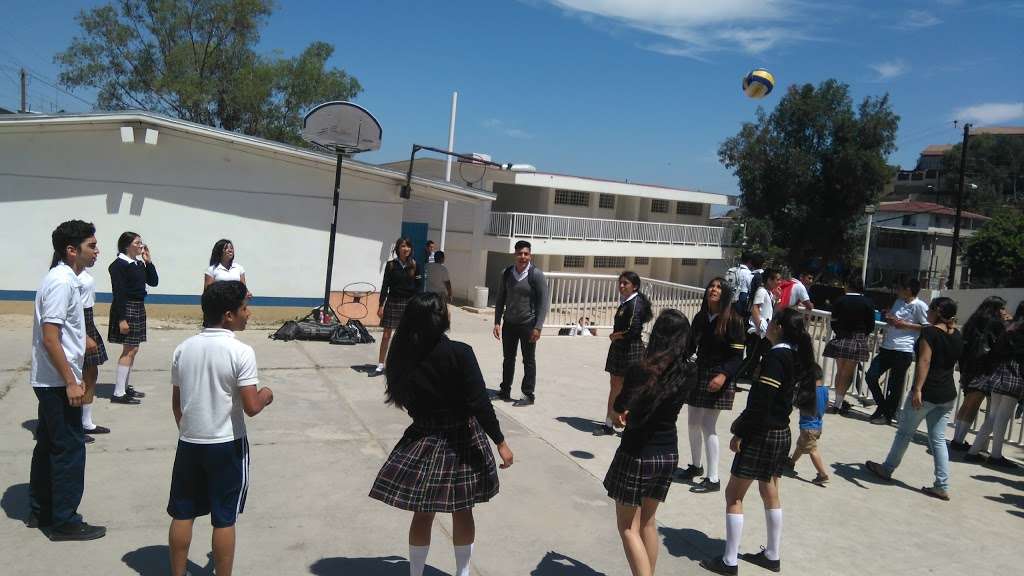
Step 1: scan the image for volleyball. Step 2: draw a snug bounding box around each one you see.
[742,69,775,99]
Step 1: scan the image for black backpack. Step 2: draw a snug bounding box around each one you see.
[270,321,301,341]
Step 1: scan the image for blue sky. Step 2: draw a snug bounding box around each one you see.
[1,0,1022,197]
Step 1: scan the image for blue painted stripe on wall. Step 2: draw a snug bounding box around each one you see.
[0,290,322,308]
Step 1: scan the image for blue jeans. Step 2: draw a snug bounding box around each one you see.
[882,395,954,491]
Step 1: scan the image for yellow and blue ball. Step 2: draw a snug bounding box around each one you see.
[742,69,775,99]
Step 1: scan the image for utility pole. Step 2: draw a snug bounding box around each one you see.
[947,122,970,289]
[19,68,28,113]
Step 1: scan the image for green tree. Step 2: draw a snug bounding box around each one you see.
[56,0,361,145]
[941,134,1024,215]
[719,79,899,272]
[964,209,1024,287]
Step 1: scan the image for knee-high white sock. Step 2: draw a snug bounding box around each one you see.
[724,513,744,567]
[115,364,130,397]
[688,407,704,467]
[82,404,95,430]
[834,391,846,410]
[409,544,429,576]
[990,394,1015,460]
[454,544,473,576]
[765,508,783,561]
[953,419,969,444]
[704,409,721,482]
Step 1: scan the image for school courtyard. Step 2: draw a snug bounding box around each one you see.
[0,307,1020,575]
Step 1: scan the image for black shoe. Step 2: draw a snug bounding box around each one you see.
[987,456,1019,469]
[740,549,780,573]
[84,435,95,444]
[47,521,106,541]
[869,414,891,425]
[948,440,970,452]
[111,394,140,405]
[512,396,535,407]
[690,477,721,493]
[675,464,704,481]
[83,425,110,434]
[126,385,145,398]
[593,424,615,436]
[700,556,738,575]
[494,390,512,402]
[962,452,986,464]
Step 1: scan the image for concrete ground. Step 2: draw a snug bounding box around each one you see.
[0,307,1021,575]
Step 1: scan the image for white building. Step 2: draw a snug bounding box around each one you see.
[0,112,493,324]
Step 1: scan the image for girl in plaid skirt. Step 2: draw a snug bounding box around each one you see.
[701,308,813,576]
[596,271,653,436]
[603,309,695,576]
[823,276,877,412]
[78,269,110,437]
[965,314,1024,468]
[373,237,418,377]
[369,293,513,576]
[107,232,158,405]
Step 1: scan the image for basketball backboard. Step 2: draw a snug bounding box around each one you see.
[302,101,382,153]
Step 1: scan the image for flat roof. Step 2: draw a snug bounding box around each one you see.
[512,171,731,205]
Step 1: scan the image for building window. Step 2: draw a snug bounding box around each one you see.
[634,257,650,265]
[594,256,628,269]
[680,258,698,266]
[876,231,911,250]
[651,199,670,213]
[598,194,615,209]
[901,214,914,226]
[563,255,585,268]
[676,201,701,215]
[555,189,590,207]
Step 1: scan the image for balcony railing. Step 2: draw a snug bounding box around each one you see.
[487,212,724,246]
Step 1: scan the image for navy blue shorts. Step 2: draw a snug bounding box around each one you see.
[167,437,250,528]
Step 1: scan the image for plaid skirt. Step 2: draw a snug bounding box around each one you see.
[605,339,645,376]
[369,414,499,513]
[688,364,736,411]
[381,295,411,330]
[108,300,146,345]
[83,307,108,367]
[823,333,869,362]
[603,449,678,507]
[970,360,1024,400]
[731,427,792,482]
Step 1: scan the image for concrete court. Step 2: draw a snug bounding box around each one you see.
[0,308,1020,576]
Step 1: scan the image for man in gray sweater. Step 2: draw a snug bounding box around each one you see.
[493,241,549,407]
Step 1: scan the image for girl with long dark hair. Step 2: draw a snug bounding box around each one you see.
[595,271,653,436]
[369,293,513,576]
[603,309,695,575]
[374,237,418,377]
[823,276,876,417]
[950,296,1009,450]
[107,231,158,404]
[701,308,814,575]
[204,239,248,289]
[678,277,747,494]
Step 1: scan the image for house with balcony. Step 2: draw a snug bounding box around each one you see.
[382,157,732,302]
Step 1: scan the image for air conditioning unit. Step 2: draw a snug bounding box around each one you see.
[457,152,492,164]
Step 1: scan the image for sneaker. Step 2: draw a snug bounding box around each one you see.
[811,473,830,486]
[126,385,145,398]
[83,425,110,435]
[110,394,140,405]
[921,486,950,501]
[47,521,106,541]
[740,548,781,573]
[493,390,512,402]
[690,477,721,493]
[593,424,615,436]
[699,556,738,575]
[987,457,1019,469]
[962,452,986,464]
[513,396,535,407]
[869,414,891,425]
[865,460,891,481]
[948,440,970,452]
[675,464,704,481]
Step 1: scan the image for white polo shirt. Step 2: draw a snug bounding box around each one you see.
[172,328,259,444]
[787,279,811,308]
[78,269,96,308]
[748,286,774,337]
[205,262,245,282]
[31,263,85,388]
[881,298,930,353]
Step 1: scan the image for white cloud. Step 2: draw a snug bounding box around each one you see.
[869,59,910,81]
[482,118,534,140]
[952,102,1024,125]
[896,9,942,29]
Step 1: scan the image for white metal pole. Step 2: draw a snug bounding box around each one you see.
[441,91,458,251]
[861,211,873,288]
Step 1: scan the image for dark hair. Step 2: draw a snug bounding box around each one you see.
[433,250,445,263]
[209,239,234,267]
[624,310,695,427]
[741,251,753,264]
[773,308,816,409]
[201,280,248,327]
[619,271,653,324]
[896,276,921,296]
[963,296,1004,340]
[845,275,864,293]
[930,296,957,324]
[391,237,417,279]
[796,362,824,411]
[426,240,435,247]
[514,240,532,253]
[700,277,742,338]
[50,220,96,268]
[117,231,140,255]
[750,253,765,269]
[798,267,815,279]
[761,268,781,283]
[384,293,451,410]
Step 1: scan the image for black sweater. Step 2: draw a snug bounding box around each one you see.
[731,345,796,439]
[401,336,504,445]
[380,258,418,302]
[612,294,649,341]
[108,257,159,318]
[613,358,693,456]
[686,310,746,378]
[830,293,876,335]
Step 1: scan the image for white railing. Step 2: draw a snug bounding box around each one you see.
[488,212,724,246]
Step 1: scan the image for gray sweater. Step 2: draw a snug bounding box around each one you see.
[494,265,549,329]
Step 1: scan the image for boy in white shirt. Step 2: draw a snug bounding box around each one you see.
[168,280,273,576]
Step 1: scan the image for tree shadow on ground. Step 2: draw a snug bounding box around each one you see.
[2,483,30,523]
[309,556,447,575]
[530,551,608,575]
[659,526,723,563]
[555,416,603,434]
[122,545,212,576]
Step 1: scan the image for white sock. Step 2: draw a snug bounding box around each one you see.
[604,417,614,428]
[953,419,969,444]
[688,406,703,467]
[376,362,385,373]
[115,365,130,397]
[454,544,473,576]
[82,404,95,430]
[703,409,721,482]
[765,508,783,561]
[724,513,744,566]
[409,544,429,576]
[834,394,845,410]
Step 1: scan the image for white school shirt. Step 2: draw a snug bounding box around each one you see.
[787,279,811,308]
[205,262,245,282]
[735,265,753,300]
[172,328,259,443]
[31,263,85,388]
[748,286,774,337]
[512,263,532,282]
[881,298,930,353]
[78,269,96,308]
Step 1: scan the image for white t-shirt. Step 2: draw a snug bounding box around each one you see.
[78,269,96,308]
[172,328,259,443]
[881,298,930,353]
[736,265,753,296]
[31,263,85,388]
[205,262,245,282]
[748,287,774,337]
[788,280,811,308]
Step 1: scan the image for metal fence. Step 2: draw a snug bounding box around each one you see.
[488,212,724,246]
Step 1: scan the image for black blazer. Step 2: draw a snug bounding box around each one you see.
[108,256,158,322]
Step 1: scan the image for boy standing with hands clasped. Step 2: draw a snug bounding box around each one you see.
[167,281,273,576]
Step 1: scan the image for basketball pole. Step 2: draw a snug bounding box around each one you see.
[323,151,344,322]
[441,91,458,251]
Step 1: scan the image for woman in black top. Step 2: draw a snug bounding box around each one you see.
[373,237,418,377]
[867,297,963,501]
[701,308,813,576]
[595,271,653,436]
[107,231,158,404]
[603,309,695,576]
[950,296,1009,450]
[679,278,747,494]
[369,293,513,576]
[823,276,877,414]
